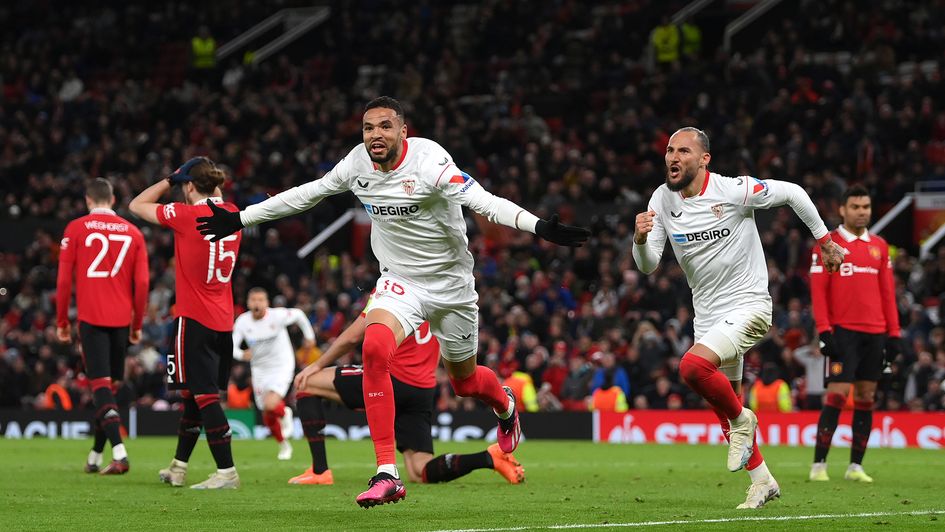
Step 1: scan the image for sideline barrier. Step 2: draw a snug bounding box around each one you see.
[4,409,944,449]
[594,410,945,449]
[0,409,590,442]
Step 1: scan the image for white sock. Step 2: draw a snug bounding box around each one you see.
[496,393,515,420]
[848,463,864,472]
[748,461,771,483]
[217,466,237,476]
[731,408,748,425]
[112,443,127,461]
[172,458,188,469]
[377,464,399,479]
[88,450,103,467]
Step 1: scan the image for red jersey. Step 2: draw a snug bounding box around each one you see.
[155,199,242,332]
[56,209,149,329]
[361,294,438,388]
[810,226,901,336]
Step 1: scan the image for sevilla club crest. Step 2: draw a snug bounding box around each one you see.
[401,179,416,196]
[711,203,724,219]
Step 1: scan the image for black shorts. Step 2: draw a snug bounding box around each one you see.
[334,366,435,454]
[167,317,233,394]
[78,321,128,381]
[825,326,885,384]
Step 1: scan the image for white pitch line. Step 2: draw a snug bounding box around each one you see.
[426,509,945,532]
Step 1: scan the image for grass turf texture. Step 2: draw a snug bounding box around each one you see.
[3,438,943,531]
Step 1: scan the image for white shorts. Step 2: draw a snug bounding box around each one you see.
[251,366,294,409]
[369,273,478,363]
[694,302,772,382]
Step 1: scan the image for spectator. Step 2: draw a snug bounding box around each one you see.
[589,369,629,413]
[748,364,793,413]
[590,351,631,399]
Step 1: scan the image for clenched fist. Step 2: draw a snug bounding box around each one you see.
[634,210,657,245]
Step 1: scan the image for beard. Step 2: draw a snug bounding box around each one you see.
[367,142,398,164]
[666,166,698,192]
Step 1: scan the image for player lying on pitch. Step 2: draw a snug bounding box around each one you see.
[289,293,524,488]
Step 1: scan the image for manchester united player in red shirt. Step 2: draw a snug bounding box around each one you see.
[288,293,524,490]
[56,177,149,475]
[130,157,243,489]
[808,184,902,483]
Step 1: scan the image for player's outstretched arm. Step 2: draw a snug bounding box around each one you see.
[207,156,356,241]
[437,169,590,246]
[744,179,843,272]
[294,315,368,390]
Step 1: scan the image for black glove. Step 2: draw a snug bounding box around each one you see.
[166,157,205,185]
[535,214,591,247]
[818,331,835,358]
[196,199,243,242]
[883,336,902,374]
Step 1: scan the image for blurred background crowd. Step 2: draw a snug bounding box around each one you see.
[2,0,945,415]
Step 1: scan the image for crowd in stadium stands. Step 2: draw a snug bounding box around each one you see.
[2,0,945,414]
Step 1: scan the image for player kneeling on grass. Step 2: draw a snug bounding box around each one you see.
[233,287,317,461]
[130,157,243,489]
[289,293,524,492]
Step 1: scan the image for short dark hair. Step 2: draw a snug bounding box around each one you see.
[364,96,405,122]
[248,287,268,297]
[85,178,114,204]
[675,126,710,152]
[842,184,871,205]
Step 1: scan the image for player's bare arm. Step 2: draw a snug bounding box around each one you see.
[633,210,657,244]
[294,315,368,390]
[130,157,206,224]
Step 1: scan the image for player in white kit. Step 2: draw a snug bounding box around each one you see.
[632,127,844,509]
[232,287,316,460]
[196,96,590,507]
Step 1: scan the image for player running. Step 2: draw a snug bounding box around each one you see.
[130,157,243,489]
[233,287,316,460]
[809,185,901,483]
[632,127,844,509]
[196,96,587,506]
[289,292,524,491]
[56,178,149,475]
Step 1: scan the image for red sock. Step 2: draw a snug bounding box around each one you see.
[713,403,764,470]
[362,323,398,466]
[272,400,286,418]
[264,411,284,442]
[449,365,510,413]
[679,353,744,420]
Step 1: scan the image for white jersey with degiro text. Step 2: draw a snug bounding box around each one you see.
[242,137,536,290]
[232,307,315,370]
[633,171,828,325]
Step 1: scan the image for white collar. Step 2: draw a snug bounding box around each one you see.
[837,225,870,242]
[89,208,116,215]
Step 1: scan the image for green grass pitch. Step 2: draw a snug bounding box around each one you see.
[3,438,943,531]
